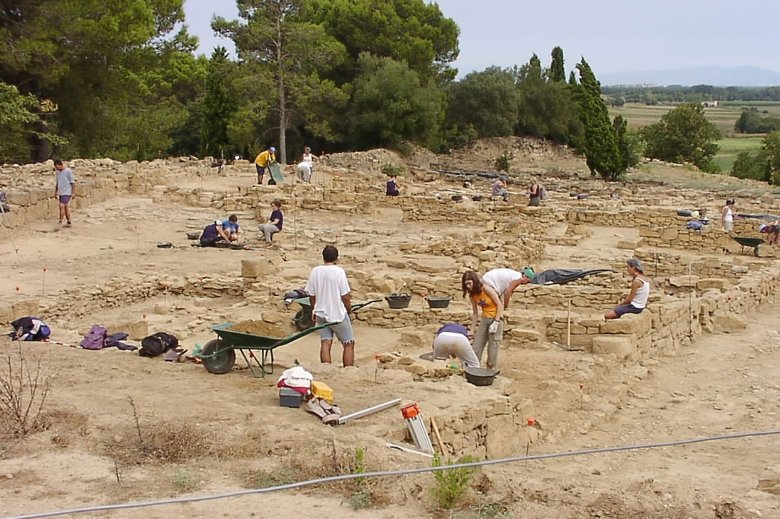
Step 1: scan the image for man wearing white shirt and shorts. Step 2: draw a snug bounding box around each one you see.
[305,245,355,366]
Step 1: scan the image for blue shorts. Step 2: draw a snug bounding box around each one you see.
[315,316,354,343]
[614,303,644,317]
[58,195,71,204]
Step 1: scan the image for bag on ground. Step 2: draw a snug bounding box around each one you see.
[139,332,179,357]
[80,324,108,350]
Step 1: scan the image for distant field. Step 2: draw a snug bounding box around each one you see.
[712,135,764,171]
[609,103,772,172]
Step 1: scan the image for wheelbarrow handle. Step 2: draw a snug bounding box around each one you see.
[351,299,381,313]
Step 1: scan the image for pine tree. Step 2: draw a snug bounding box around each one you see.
[573,59,623,180]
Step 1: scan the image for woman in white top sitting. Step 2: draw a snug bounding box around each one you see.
[605,258,650,319]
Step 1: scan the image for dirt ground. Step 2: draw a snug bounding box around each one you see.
[1,160,779,519]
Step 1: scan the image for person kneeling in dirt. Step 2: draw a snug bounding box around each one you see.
[199,215,240,247]
[605,258,650,320]
[432,323,480,368]
[9,316,51,341]
[304,245,356,366]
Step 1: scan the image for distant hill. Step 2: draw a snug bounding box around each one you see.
[600,66,780,87]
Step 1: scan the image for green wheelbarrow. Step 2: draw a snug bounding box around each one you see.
[731,235,764,257]
[288,298,380,331]
[197,322,330,377]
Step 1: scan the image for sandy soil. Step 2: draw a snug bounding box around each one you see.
[1,164,779,519]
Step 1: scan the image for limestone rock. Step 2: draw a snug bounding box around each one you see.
[711,312,747,333]
[592,335,636,359]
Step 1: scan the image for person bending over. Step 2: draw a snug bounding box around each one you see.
[462,270,504,370]
[432,322,480,368]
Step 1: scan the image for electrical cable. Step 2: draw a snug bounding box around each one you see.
[5,429,779,519]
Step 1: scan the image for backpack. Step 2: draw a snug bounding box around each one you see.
[139,332,179,357]
[80,324,108,350]
[539,186,547,200]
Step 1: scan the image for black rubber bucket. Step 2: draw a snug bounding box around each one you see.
[426,296,451,309]
[385,293,411,309]
[464,367,500,386]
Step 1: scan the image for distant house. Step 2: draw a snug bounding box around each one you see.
[702,100,719,108]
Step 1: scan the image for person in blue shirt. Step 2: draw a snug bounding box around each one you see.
[259,200,284,243]
[199,214,240,246]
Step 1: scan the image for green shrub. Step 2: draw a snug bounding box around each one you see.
[494,151,513,173]
[430,454,478,509]
[381,163,406,176]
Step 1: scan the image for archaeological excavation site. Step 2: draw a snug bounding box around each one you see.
[1,138,779,518]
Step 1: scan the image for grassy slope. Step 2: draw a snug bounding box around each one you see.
[609,103,772,171]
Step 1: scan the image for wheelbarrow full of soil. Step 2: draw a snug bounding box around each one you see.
[196,321,334,377]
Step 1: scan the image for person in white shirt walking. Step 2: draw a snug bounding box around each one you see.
[304,245,355,366]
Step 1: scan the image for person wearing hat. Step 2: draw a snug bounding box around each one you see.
[605,258,650,319]
[254,146,277,185]
[759,220,780,245]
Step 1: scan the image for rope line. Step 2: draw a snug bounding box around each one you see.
[5,429,779,519]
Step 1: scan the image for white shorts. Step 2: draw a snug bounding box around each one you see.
[433,332,480,368]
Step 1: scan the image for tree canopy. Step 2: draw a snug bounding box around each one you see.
[642,103,721,172]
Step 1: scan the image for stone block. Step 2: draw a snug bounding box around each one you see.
[485,414,524,459]
[669,275,699,288]
[507,328,542,348]
[711,312,747,333]
[241,259,271,278]
[592,334,636,359]
[107,319,148,340]
[697,278,726,291]
[599,312,650,335]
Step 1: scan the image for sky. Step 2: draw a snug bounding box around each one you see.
[182,0,780,78]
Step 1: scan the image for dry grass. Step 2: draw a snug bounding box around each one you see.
[0,344,53,438]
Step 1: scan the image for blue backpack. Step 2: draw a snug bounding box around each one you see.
[80,324,107,350]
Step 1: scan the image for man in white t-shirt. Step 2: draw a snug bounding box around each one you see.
[304,245,355,366]
[481,268,525,309]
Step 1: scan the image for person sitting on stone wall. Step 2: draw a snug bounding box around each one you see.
[492,178,509,201]
[604,259,650,320]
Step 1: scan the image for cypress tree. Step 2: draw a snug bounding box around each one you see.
[573,58,623,180]
[201,47,237,158]
[550,47,565,83]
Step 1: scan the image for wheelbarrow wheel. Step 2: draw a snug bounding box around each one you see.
[202,339,235,374]
[293,309,313,331]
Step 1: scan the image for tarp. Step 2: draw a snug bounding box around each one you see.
[268,163,285,184]
[531,268,617,285]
